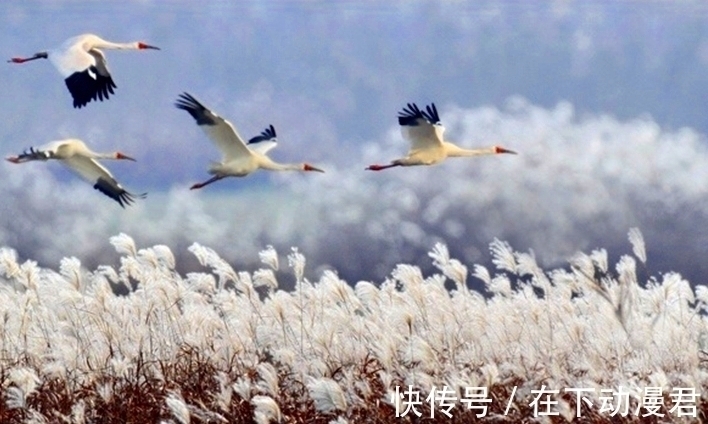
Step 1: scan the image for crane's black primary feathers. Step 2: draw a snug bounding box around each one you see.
[398,102,441,126]
[93,177,146,208]
[95,73,116,102]
[174,92,217,126]
[16,147,53,161]
[248,124,277,144]
[65,66,116,109]
[423,103,440,124]
[398,103,424,126]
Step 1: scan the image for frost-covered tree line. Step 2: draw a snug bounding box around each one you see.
[0,229,705,423]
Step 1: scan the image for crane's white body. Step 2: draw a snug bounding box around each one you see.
[9,33,159,108]
[5,138,145,207]
[366,103,516,171]
[49,34,104,78]
[175,92,324,190]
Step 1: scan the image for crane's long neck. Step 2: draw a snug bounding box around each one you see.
[92,40,140,50]
[260,160,304,172]
[444,142,499,158]
[89,151,135,161]
[89,38,159,51]
[93,152,118,159]
[258,157,323,172]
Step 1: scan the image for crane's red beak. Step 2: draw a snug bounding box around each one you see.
[137,42,160,50]
[116,152,136,161]
[495,146,517,154]
[304,164,324,173]
[5,156,20,163]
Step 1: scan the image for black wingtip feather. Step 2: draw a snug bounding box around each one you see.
[397,102,441,126]
[93,177,146,208]
[16,146,52,161]
[423,103,440,123]
[247,124,277,144]
[95,75,116,102]
[65,67,117,109]
[174,92,217,125]
[398,102,426,126]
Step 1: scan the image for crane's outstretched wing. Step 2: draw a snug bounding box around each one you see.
[6,140,69,162]
[398,102,445,151]
[84,49,117,103]
[63,155,146,207]
[8,147,53,163]
[56,43,116,109]
[175,92,252,161]
[247,125,278,155]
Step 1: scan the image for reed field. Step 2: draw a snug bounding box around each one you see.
[0,230,704,423]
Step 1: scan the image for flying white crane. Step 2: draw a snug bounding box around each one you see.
[175,92,325,190]
[366,102,517,171]
[5,139,146,207]
[8,33,160,108]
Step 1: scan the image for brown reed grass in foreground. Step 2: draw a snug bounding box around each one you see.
[0,229,705,423]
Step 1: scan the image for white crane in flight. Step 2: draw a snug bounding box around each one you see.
[366,102,516,171]
[175,92,325,190]
[5,139,146,207]
[8,33,160,108]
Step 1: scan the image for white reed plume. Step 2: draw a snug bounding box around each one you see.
[489,238,517,273]
[5,386,26,410]
[71,401,86,424]
[109,233,138,257]
[628,227,647,264]
[288,247,307,356]
[58,257,83,291]
[7,367,40,400]
[354,280,379,307]
[487,273,513,297]
[259,245,279,271]
[0,247,21,281]
[429,242,468,291]
[253,268,278,292]
[256,363,280,398]
[288,247,306,283]
[307,377,348,413]
[233,377,252,401]
[213,372,233,413]
[189,243,240,292]
[165,392,190,424]
[251,395,282,424]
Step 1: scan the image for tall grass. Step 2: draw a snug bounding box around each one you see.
[0,229,704,423]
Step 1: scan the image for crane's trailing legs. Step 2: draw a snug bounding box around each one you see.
[190,175,225,190]
[365,162,403,171]
[7,52,49,64]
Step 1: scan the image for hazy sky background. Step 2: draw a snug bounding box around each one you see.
[2,1,708,288]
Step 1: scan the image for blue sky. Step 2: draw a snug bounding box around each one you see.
[2,1,708,286]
